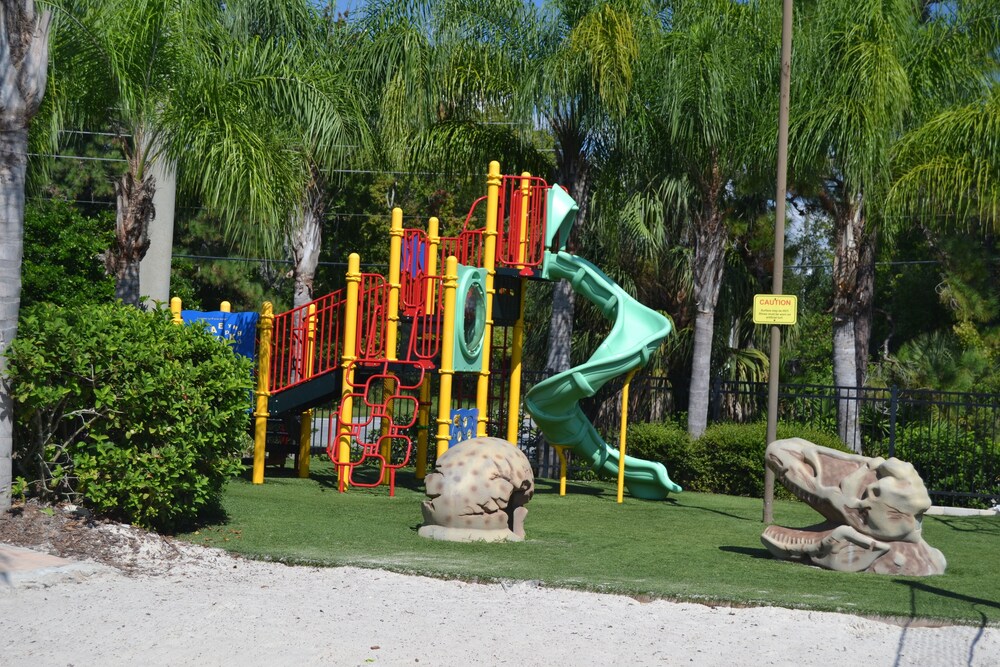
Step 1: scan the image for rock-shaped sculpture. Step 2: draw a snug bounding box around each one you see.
[419,436,534,542]
[761,438,946,575]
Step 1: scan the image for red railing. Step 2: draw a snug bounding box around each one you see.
[355,273,389,360]
[269,290,346,394]
[496,174,548,270]
[403,274,445,365]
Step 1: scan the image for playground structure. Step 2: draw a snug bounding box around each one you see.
[190,161,681,500]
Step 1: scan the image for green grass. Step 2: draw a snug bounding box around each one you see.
[180,458,1000,625]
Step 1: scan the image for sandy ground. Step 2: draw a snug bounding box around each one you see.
[2,536,1000,667]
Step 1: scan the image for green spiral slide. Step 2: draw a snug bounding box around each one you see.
[524,250,682,500]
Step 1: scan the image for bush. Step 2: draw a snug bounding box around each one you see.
[625,421,696,487]
[21,199,115,308]
[689,422,849,498]
[8,303,253,532]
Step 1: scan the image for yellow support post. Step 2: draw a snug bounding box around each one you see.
[170,297,182,325]
[298,303,317,478]
[386,207,403,360]
[252,302,274,485]
[435,256,459,458]
[337,254,362,489]
[380,209,404,482]
[425,217,440,314]
[555,446,569,496]
[506,173,531,444]
[617,368,639,504]
[476,161,501,437]
[220,300,231,313]
[416,216,439,480]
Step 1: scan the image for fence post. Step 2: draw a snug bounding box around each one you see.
[889,385,898,459]
[710,377,721,422]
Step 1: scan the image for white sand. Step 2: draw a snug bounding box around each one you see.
[2,541,999,667]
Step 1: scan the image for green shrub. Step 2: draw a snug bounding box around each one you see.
[21,199,115,308]
[8,302,253,532]
[689,422,849,498]
[625,421,696,487]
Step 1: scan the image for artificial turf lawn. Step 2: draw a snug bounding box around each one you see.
[180,458,1000,626]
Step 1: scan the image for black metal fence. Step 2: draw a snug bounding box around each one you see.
[300,370,999,505]
[708,381,1000,504]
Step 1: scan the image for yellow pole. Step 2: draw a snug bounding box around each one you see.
[476,161,501,437]
[298,303,317,478]
[252,302,274,485]
[417,216,439,480]
[425,217,440,314]
[506,173,531,444]
[170,297,182,325]
[435,256,459,458]
[386,207,403,360]
[220,300,231,313]
[337,254,362,489]
[555,446,569,496]
[380,208,404,482]
[415,375,431,480]
[617,368,639,504]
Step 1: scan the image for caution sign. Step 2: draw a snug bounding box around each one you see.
[753,294,797,325]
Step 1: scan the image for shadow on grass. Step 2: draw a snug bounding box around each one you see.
[931,516,1000,536]
[894,579,1000,612]
[718,545,772,560]
[532,478,606,497]
[679,504,755,521]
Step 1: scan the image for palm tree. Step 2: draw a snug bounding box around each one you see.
[888,85,999,233]
[1,0,52,511]
[525,0,656,374]
[791,0,996,450]
[614,0,778,437]
[198,2,371,308]
[354,0,653,373]
[45,1,367,308]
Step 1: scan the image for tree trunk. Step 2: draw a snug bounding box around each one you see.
[545,281,575,373]
[831,194,865,452]
[545,143,589,374]
[290,180,324,309]
[0,2,51,511]
[107,169,156,306]
[687,307,716,437]
[854,228,877,387]
[0,127,27,512]
[138,155,176,308]
[686,151,727,438]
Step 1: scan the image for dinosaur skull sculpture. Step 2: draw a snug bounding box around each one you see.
[419,436,534,542]
[761,438,946,575]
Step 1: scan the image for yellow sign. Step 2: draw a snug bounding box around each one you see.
[753,294,797,325]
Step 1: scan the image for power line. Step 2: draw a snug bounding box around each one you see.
[173,253,388,270]
[28,152,127,163]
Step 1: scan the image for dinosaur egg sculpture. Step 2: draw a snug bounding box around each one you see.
[761,438,946,575]
[419,436,534,543]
